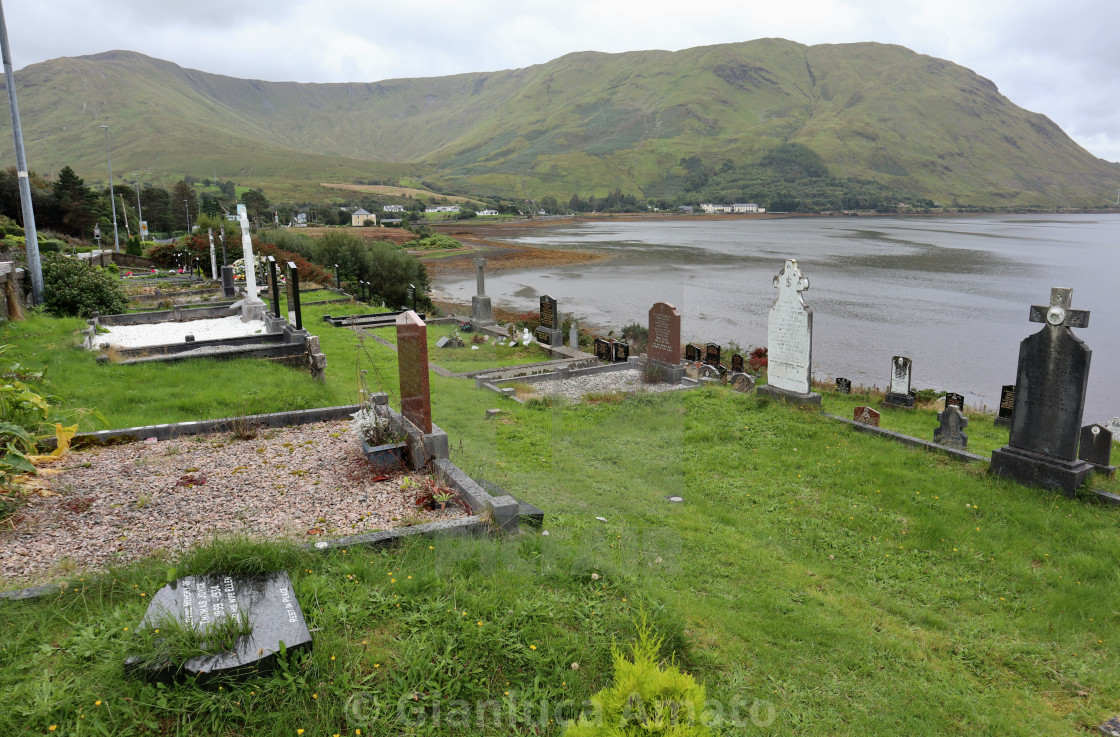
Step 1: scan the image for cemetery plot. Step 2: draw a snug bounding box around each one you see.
[515,368,692,402]
[375,322,555,373]
[0,420,464,584]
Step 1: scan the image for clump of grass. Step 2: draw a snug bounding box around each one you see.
[641,359,666,385]
[509,381,536,400]
[585,391,626,405]
[126,608,253,679]
[178,536,309,577]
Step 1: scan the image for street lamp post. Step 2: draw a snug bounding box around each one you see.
[99,125,119,252]
[184,199,191,234]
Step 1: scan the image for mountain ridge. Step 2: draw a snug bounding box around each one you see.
[3,39,1118,207]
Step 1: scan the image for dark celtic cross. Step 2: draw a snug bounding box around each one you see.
[1028,287,1089,329]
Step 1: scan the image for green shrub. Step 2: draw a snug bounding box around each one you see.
[38,239,64,253]
[125,235,142,256]
[41,252,128,317]
[563,611,711,736]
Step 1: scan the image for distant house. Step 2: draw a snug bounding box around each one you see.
[382,204,405,213]
[294,212,308,227]
[424,205,461,214]
[351,208,376,226]
[678,205,694,214]
[477,209,499,216]
[700,203,763,214]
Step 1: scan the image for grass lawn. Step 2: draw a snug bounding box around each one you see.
[3,311,1120,735]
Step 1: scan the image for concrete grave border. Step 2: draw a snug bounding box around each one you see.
[8,403,535,601]
[478,355,698,403]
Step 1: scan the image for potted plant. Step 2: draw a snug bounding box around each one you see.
[351,405,408,470]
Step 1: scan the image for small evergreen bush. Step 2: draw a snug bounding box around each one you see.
[41,252,128,317]
[563,611,711,736]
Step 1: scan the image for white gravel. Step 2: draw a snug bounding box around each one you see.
[528,368,690,401]
[94,315,268,349]
[0,420,464,585]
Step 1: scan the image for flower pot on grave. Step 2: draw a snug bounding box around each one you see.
[360,439,408,470]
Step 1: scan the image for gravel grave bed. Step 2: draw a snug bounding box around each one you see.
[526,368,691,401]
[95,315,268,349]
[0,420,464,586]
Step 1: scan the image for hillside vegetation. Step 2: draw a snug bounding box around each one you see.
[2,40,1118,208]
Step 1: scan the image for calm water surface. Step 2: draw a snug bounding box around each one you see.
[433,214,1120,421]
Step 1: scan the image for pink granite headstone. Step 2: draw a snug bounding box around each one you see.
[854,406,880,427]
[647,302,681,365]
[396,310,432,433]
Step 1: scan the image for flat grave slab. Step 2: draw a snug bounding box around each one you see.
[124,571,311,684]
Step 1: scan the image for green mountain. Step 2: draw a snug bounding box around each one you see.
[2,40,1118,207]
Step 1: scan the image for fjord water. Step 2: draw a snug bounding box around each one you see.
[435,214,1120,421]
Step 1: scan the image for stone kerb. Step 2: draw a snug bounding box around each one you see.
[368,392,449,471]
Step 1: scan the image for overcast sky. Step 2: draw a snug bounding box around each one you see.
[5,0,1119,162]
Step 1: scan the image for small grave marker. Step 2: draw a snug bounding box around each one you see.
[612,341,630,362]
[945,393,965,411]
[731,353,745,373]
[704,343,721,367]
[836,377,852,394]
[854,406,880,427]
[123,571,311,684]
[1078,424,1114,470]
[996,384,1016,427]
[535,295,562,346]
[594,337,612,362]
[934,405,969,449]
[685,344,702,363]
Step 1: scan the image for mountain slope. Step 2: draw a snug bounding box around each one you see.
[1,41,1117,207]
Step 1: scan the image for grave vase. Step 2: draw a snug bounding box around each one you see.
[360,438,408,471]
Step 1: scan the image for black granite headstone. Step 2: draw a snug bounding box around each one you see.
[990,288,1094,496]
[285,262,302,329]
[612,341,630,363]
[731,353,745,373]
[220,265,236,299]
[539,295,558,330]
[124,571,311,684]
[685,344,702,363]
[996,385,1016,427]
[266,256,280,319]
[945,393,965,411]
[836,377,852,394]
[594,338,612,362]
[1078,424,1113,469]
[704,343,721,367]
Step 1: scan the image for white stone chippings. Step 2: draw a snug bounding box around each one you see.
[526,368,688,401]
[93,316,268,349]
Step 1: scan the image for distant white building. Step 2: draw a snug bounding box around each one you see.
[382,204,405,213]
[700,203,764,214]
[424,205,461,214]
[294,212,308,226]
[351,208,376,226]
[477,209,499,216]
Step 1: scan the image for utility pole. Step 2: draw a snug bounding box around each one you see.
[99,124,119,251]
[0,0,43,304]
[120,193,130,239]
[184,199,191,234]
